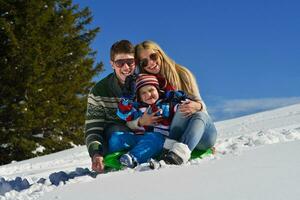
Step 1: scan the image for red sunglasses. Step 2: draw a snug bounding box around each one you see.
[114,58,135,68]
[139,53,159,68]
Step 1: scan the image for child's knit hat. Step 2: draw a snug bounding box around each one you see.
[135,74,160,92]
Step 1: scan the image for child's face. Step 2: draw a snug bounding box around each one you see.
[139,85,159,105]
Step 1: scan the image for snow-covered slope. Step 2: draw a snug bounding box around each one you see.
[1,103,300,200]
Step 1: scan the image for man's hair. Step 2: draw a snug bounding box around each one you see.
[110,40,135,61]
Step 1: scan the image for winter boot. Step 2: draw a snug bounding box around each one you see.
[163,138,177,150]
[164,142,191,165]
[163,151,184,165]
[119,153,137,168]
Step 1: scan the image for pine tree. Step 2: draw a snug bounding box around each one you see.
[0,0,102,164]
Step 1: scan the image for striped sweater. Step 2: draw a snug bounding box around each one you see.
[85,73,126,158]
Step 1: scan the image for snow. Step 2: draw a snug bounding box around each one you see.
[0,103,300,200]
[32,145,46,155]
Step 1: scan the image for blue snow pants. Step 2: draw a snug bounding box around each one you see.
[108,131,165,164]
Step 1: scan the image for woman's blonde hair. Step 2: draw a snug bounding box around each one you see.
[135,40,200,100]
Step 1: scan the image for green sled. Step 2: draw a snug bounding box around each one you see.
[104,151,127,170]
[104,148,213,171]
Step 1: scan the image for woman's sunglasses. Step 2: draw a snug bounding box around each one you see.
[139,53,159,68]
[114,58,135,68]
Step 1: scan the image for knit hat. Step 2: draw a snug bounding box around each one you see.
[135,74,160,92]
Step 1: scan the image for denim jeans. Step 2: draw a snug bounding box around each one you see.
[108,131,165,164]
[169,110,217,151]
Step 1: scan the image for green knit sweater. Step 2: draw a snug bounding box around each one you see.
[85,73,125,158]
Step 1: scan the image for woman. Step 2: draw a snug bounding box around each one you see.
[134,40,217,165]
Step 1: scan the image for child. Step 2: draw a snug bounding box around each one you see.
[109,74,187,168]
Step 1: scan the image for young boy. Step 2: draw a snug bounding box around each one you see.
[109,74,188,168]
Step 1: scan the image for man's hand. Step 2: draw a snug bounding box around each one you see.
[92,154,105,173]
[179,100,202,117]
[138,107,162,127]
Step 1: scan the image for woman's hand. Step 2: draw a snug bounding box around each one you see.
[138,107,162,127]
[92,154,105,173]
[179,100,202,117]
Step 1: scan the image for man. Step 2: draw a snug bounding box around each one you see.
[85,40,136,173]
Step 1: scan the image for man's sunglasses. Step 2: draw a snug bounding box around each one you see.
[139,53,159,68]
[114,58,135,68]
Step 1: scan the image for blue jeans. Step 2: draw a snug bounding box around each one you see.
[108,132,165,164]
[169,110,217,151]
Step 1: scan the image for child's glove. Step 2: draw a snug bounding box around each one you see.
[117,99,134,121]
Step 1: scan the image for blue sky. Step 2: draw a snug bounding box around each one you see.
[74,0,300,121]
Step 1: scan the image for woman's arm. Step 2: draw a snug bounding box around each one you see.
[179,100,205,117]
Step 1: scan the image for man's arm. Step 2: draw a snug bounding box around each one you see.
[85,92,106,158]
